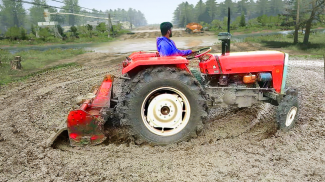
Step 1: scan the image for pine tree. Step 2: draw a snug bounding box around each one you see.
[62,0,81,26]
[195,0,206,22]
[205,0,217,23]
[173,2,195,27]
[237,0,249,15]
[247,0,257,19]
[220,0,237,20]
[29,0,47,25]
[256,0,270,16]
[269,0,284,16]
[0,0,26,28]
[240,12,246,27]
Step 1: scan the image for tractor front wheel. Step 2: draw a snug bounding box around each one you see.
[119,67,207,145]
[276,94,299,131]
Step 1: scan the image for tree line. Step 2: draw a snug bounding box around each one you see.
[173,0,325,44]
[173,0,285,27]
[0,0,148,33]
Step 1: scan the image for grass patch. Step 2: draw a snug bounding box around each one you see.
[244,32,325,55]
[291,54,324,59]
[212,26,290,35]
[19,62,80,82]
[0,30,130,47]
[0,36,114,47]
[0,48,86,85]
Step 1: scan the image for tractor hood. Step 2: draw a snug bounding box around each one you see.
[217,51,285,74]
[217,51,286,93]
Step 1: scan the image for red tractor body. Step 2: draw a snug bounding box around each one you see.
[47,8,298,147]
[122,50,287,93]
[47,50,294,147]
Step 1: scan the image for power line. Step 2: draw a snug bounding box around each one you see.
[12,0,71,12]
[50,0,98,12]
[8,0,109,16]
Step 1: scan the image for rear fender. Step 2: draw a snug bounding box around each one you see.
[122,56,190,74]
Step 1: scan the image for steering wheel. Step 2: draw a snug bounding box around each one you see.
[186,47,212,60]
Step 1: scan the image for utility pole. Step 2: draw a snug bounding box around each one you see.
[108,13,114,37]
[107,13,110,38]
[294,0,300,44]
[12,0,20,27]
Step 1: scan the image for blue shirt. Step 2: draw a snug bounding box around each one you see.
[157,36,192,56]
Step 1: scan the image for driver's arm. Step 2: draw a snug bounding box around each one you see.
[175,48,192,56]
[158,39,192,56]
[171,40,192,56]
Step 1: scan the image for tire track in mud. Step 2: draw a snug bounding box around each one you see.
[1,55,325,181]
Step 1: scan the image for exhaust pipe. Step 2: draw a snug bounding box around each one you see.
[218,7,231,56]
[227,7,231,54]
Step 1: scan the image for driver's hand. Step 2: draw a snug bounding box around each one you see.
[188,50,197,56]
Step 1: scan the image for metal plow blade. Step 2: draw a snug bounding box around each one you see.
[46,74,114,147]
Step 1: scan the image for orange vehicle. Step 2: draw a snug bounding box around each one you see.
[185,22,203,33]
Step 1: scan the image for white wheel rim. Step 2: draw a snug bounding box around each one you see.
[141,87,191,136]
[285,106,297,127]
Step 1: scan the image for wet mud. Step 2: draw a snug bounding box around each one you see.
[0,34,324,181]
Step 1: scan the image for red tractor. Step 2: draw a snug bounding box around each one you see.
[47,9,299,147]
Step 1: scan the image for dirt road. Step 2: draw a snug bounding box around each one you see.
[0,30,324,181]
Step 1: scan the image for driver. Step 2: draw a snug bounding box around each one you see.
[157,22,193,57]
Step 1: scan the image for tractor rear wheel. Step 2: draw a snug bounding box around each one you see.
[119,67,207,145]
[190,68,203,85]
[276,94,299,131]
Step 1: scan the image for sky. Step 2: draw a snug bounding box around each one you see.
[23,0,224,24]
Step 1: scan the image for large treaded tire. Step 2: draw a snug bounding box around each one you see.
[276,94,299,132]
[118,66,207,145]
[190,68,203,85]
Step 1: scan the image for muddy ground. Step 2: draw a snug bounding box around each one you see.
[0,30,325,181]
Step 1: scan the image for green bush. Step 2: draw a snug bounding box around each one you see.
[96,23,107,33]
[240,13,246,27]
[38,27,52,41]
[46,37,60,42]
[57,25,65,37]
[70,26,78,36]
[286,34,294,38]
[5,27,21,40]
[86,24,93,31]
[211,19,223,30]
[257,15,268,26]
[20,28,27,40]
[31,25,37,36]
